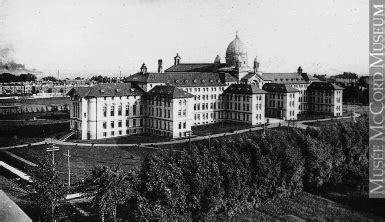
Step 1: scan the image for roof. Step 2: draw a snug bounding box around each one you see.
[262,73,308,84]
[242,72,264,80]
[226,34,247,56]
[146,85,194,98]
[224,84,267,95]
[301,73,321,82]
[67,83,144,98]
[164,63,227,72]
[124,72,237,86]
[262,83,299,93]
[0,190,32,222]
[307,82,344,90]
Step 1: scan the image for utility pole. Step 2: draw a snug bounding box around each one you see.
[45,144,59,222]
[189,131,192,150]
[63,149,71,189]
[46,144,59,170]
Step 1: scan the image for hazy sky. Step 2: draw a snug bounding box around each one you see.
[1,0,368,78]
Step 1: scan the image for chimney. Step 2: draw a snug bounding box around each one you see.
[140,63,147,74]
[158,59,163,73]
[253,56,260,73]
[297,66,303,74]
[174,53,181,65]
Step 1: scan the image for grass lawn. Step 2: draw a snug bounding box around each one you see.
[254,192,381,221]
[7,144,157,184]
[0,111,70,144]
[0,111,69,120]
[72,133,170,145]
[192,122,254,136]
[0,97,70,105]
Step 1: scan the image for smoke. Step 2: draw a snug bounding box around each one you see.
[0,45,42,75]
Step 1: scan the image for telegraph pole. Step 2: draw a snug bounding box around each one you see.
[46,144,59,170]
[63,149,71,189]
[45,144,59,222]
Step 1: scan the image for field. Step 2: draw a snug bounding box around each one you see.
[0,97,70,105]
[251,192,381,221]
[6,144,157,184]
[73,133,170,145]
[0,111,70,146]
[0,111,69,120]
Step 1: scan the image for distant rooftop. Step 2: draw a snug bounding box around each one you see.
[146,85,194,98]
[224,84,267,95]
[67,83,143,98]
[262,83,299,93]
[125,72,237,87]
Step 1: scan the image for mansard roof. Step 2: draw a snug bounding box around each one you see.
[262,83,299,93]
[262,73,309,84]
[165,63,228,72]
[224,84,266,95]
[67,83,144,98]
[146,85,194,98]
[124,72,237,86]
[307,82,344,90]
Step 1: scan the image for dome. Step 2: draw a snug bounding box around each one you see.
[226,33,247,56]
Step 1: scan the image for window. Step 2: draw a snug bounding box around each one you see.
[103,122,107,129]
[133,105,137,115]
[126,105,129,116]
[103,132,107,137]
[103,106,107,117]
[118,105,122,116]
[126,119,129,127]
[178,122,182,129]
[118,120,122,127]
[133,119,136,127]
[111,131,115,136]
[119,130,122,135]
[111,121,114,128]
[111,106,115,116]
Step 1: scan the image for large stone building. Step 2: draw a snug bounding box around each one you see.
[68,33,343,140]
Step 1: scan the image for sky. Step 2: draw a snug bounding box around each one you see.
[0,0,368,78]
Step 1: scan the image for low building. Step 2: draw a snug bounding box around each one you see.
[223,84,266,125]
[307,82,344,116]
[263,83,299,120]
[67,83,145,140]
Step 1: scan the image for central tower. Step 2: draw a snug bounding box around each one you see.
[225,32,248,68]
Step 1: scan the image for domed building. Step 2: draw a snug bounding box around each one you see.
[69,32,342,140]
[225,33,248,67]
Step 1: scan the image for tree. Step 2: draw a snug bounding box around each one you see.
[28,155,67,221]
[42,76,58,82]
[83,165,136,221]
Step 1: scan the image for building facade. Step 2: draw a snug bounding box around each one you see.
[69,33,343,140]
